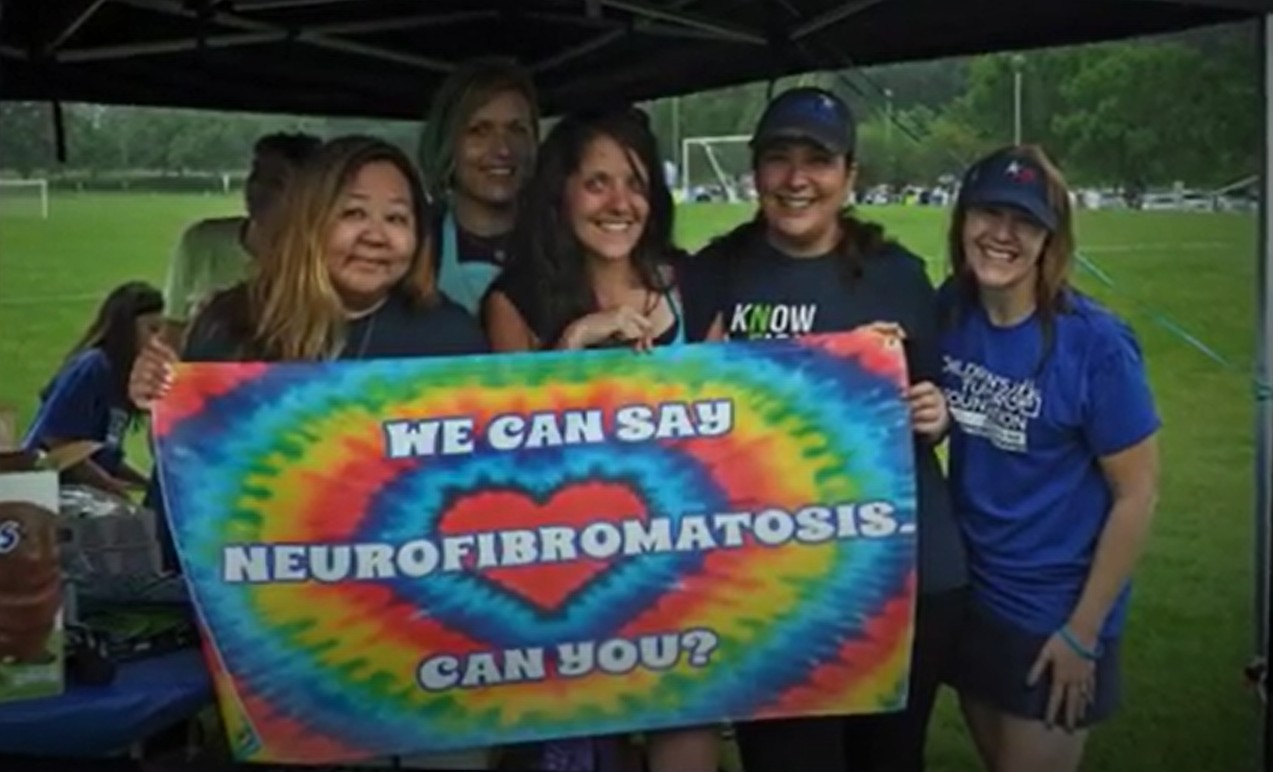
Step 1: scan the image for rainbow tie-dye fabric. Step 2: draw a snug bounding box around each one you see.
[153,330,918,765]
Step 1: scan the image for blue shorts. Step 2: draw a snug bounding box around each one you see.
[948,600,1122,728]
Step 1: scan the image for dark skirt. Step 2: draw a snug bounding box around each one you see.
[947,599,1122,728]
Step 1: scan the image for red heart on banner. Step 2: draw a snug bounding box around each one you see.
[436,483,648,612]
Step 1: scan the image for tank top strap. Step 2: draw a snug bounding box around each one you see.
[664,286,686,346]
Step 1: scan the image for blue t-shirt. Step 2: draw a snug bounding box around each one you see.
[939,286,1160,639]
[22,349,131,475]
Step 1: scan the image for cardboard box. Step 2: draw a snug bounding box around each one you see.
[0,417,145,702]
[0,470,64,703]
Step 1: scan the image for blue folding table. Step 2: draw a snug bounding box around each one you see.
[0,648,212,757]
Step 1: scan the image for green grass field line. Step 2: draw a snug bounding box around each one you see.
[0,193,1261,771]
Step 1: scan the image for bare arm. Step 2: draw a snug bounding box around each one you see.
[704,314,726,342]
[482,291,539,353]
[42,435,132,495]
[1066,434,1160,644]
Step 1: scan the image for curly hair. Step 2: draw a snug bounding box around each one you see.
[504,108,676,341]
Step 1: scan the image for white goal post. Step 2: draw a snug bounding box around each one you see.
[680,135,752,203]
[0,179,50,219]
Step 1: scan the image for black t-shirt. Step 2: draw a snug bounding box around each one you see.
[184,284,490,362]
[489,261,685,350]
[689,229,939,379]
[432,208,513,316]
[689,227,968,595]
[455,225,508,268]
[432,209,510,270]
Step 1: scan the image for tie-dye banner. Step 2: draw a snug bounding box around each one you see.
[152,331,918,765]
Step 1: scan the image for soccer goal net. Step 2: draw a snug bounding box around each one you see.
[680,136,755,204]
[0,179,50,219]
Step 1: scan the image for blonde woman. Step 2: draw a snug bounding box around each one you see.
[132,135,486,373]
[418,57,541,315]
[130,136,492,770]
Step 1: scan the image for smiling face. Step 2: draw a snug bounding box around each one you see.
[754,140,853,256]
[453,89,536,211]
[564,134,650,264]
[325,160,418,309]
[960,204,1050,298]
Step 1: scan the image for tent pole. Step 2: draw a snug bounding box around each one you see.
[1258,12,1272,772]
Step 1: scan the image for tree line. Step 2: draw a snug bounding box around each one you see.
[0,21,1257,193]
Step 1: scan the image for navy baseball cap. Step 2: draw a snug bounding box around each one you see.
[751,87,856,156]
[961,150,1058,231]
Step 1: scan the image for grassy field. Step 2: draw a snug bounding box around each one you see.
[0,193,1262,771]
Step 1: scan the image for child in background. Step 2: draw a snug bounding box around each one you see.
[23,281,164,496]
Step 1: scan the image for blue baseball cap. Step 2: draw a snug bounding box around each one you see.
[751,87,856,156]
[961,150,1058,231]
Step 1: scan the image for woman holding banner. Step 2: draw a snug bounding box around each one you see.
[482,107,716,772]
[129,135,493,769]
[937,146,1160,772]
[689,86,968,772]
[483,107,685,354]
[130,136,487,364]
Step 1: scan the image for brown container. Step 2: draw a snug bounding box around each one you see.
[0,501,61,664]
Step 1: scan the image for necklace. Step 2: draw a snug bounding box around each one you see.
[346,295,389,319]
[346,295,388,360]
[353,313,377,359]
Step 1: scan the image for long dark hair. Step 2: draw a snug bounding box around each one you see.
[505,108,676,341]
[51,281,163,414]
[710,147,888,284]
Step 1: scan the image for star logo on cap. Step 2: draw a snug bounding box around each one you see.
[804,93,839,124]
[1005,160,1037,183]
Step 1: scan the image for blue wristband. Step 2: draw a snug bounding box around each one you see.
[1058,625,1102,661]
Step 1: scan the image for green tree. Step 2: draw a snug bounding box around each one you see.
[1204,23,1259,186]
[0,102,55,176]
[1054,43,1223,189]
[856,107,991,187]
[953,49,1084,159]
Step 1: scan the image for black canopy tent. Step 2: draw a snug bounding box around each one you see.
[0,0,1270,766]
[0,0,1267,118]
